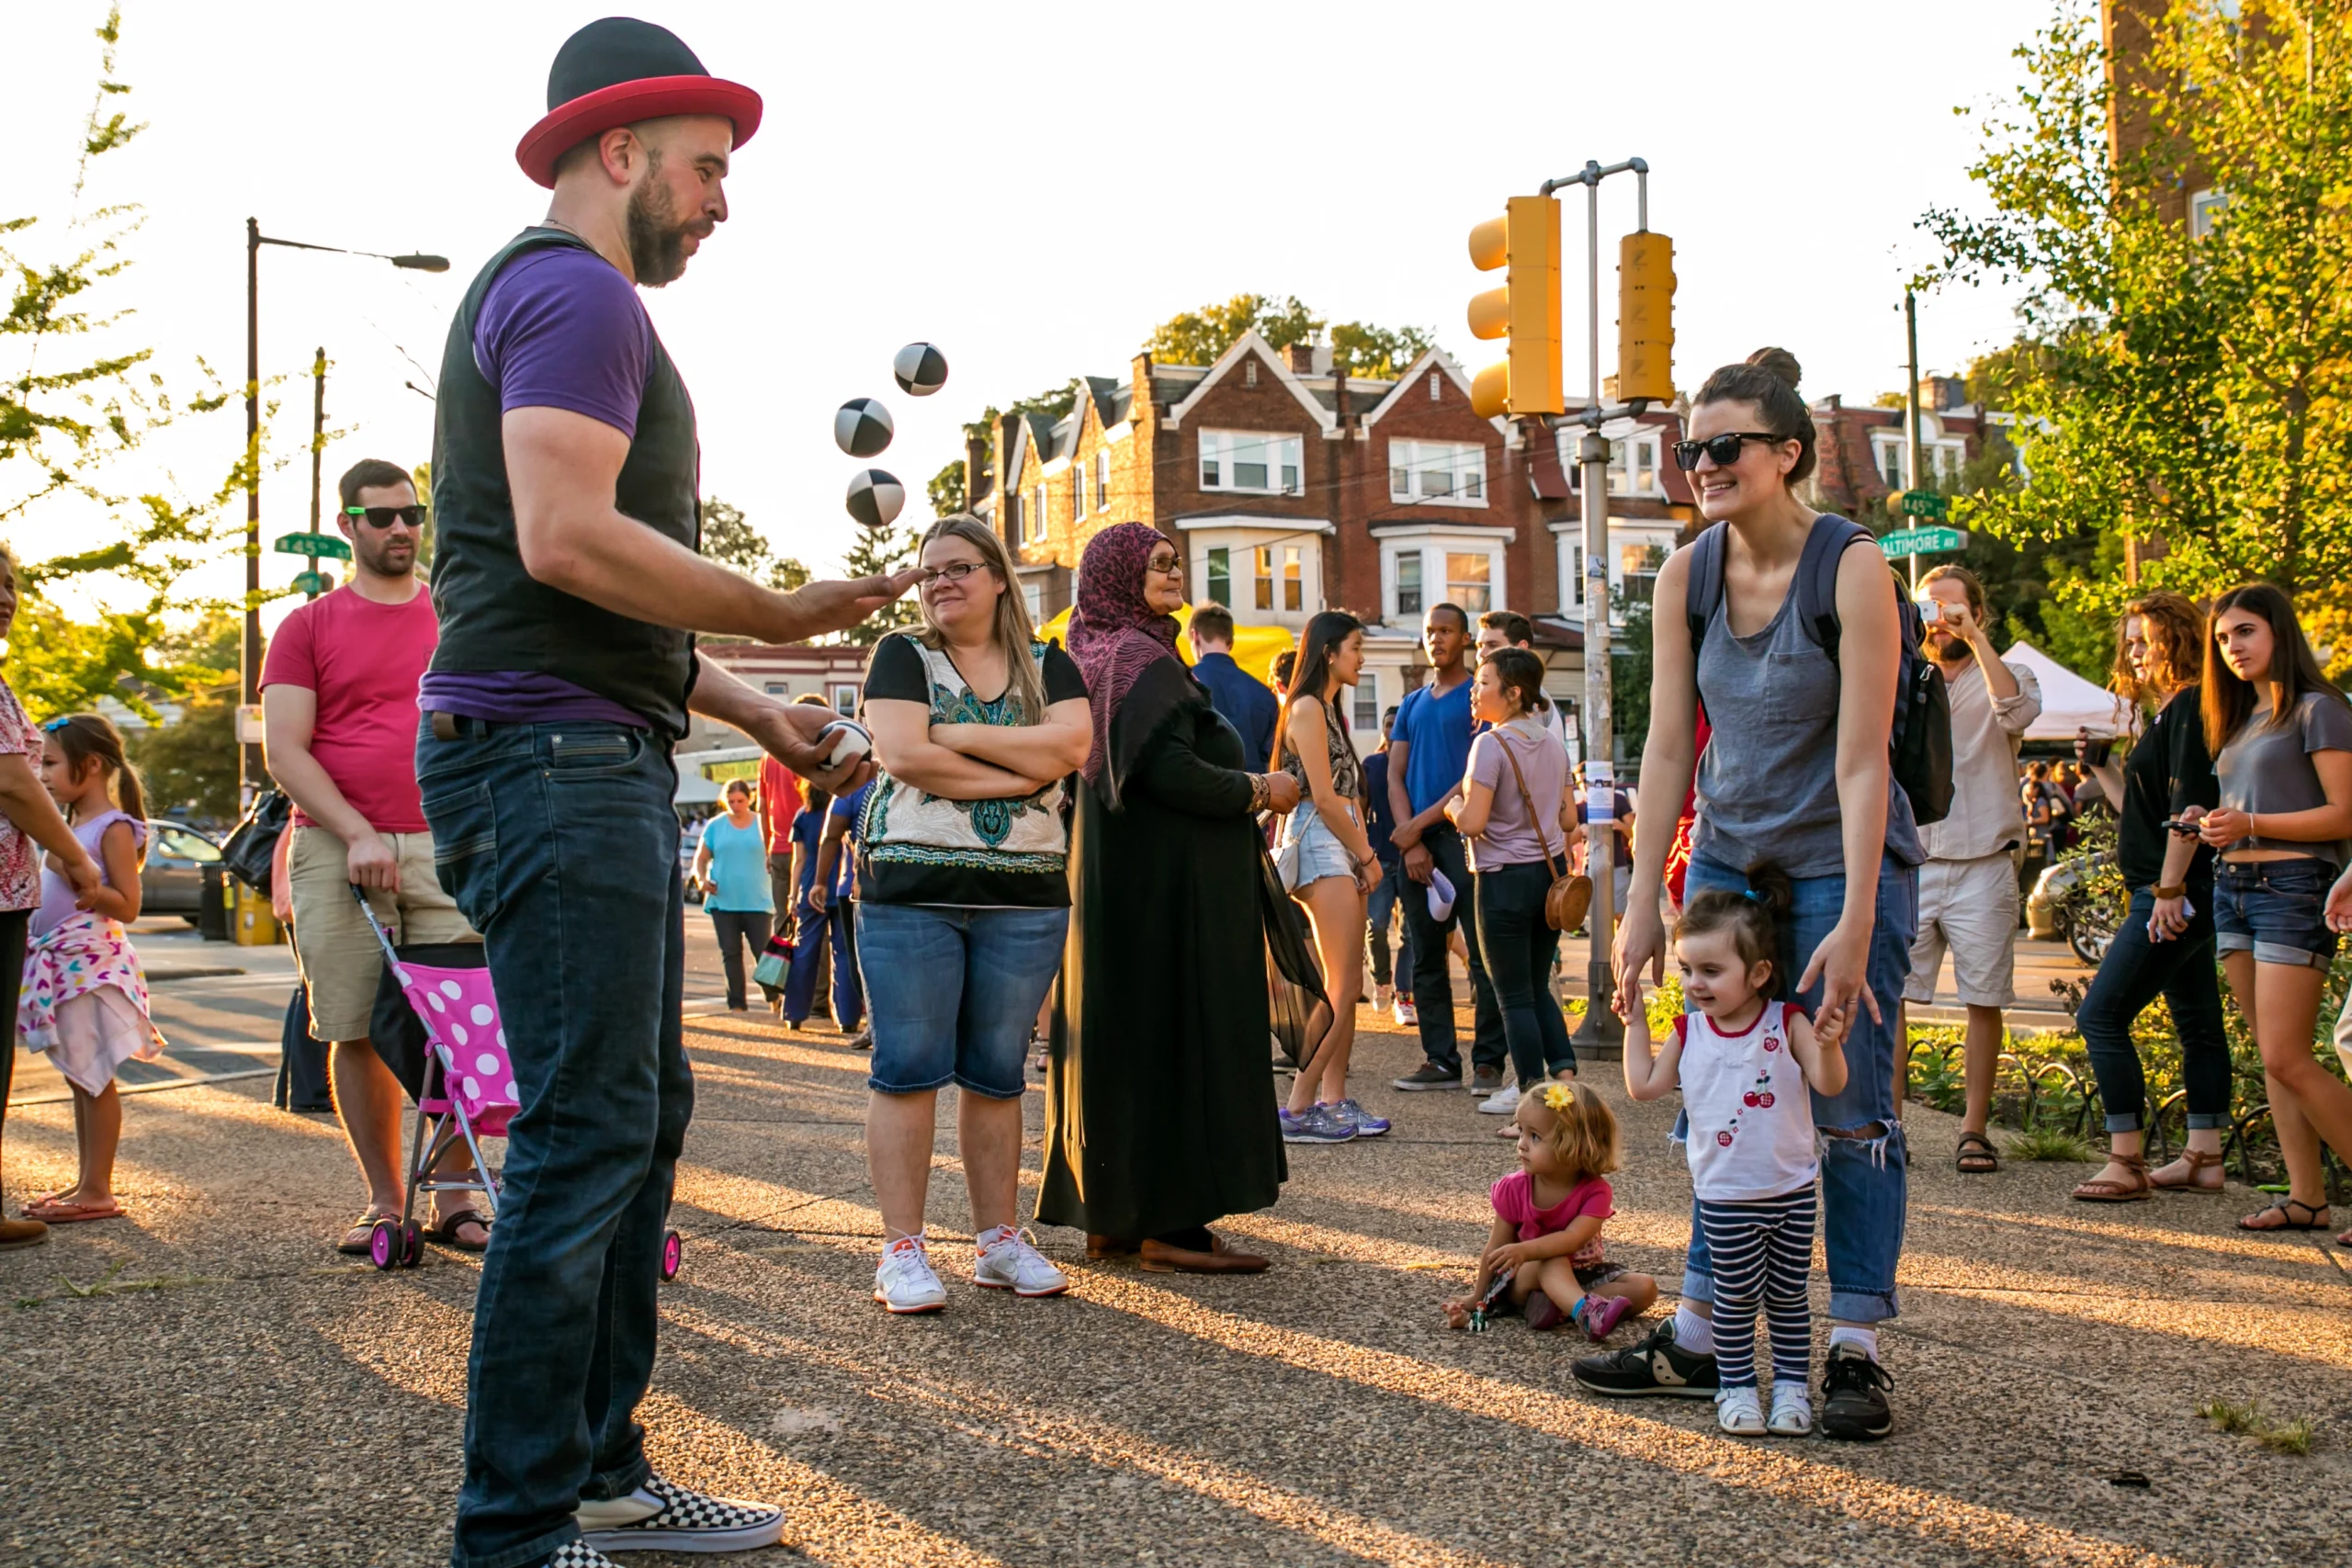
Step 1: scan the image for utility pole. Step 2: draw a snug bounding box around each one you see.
[1904,289,1925,592]
[306,347,327,599]
[243,218,264,808]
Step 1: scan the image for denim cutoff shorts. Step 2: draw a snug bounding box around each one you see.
[2214,857,2338,969]
[855,901,1069,1098]
[1281,806,1358,889]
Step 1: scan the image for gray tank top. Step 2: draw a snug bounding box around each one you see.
[1692,561,1922,879]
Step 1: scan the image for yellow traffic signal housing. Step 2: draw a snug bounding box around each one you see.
[1465,195,1563,420]
[1617,231,1676,405]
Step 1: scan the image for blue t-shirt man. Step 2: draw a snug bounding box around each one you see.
[1395,676,1476,817]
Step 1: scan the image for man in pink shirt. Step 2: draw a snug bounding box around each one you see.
[262,457,482,1254]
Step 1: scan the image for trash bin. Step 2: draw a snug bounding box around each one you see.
[198,864,231,942]
[232,879,282,946]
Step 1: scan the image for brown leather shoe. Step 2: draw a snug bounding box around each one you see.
[0,1216,51,1251]
[1139,1230,1269,1274]
[1085,1234,1139,1259]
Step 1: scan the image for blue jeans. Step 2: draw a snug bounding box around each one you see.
[417,717,689,1568]
[856,902,1067,1099]
[1474,860,1577,1087]
[783,892,864,1030]
[1364,858,1415,988]
[1680,852,1917,1325]
[2077,886,2231,1134]
[1400,824,1507,1077]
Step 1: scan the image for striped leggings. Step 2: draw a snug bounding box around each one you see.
[1694,1186,1818,1389]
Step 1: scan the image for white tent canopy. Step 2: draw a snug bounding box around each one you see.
[2004,641,2130,740]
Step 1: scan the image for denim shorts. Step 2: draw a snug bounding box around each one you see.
[1280,806,1358,889]
[855,901,1069,1098]
[2214,857,2338,968]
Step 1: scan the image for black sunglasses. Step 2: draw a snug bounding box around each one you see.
[1671,432,1788,471]
[345,504,425,529]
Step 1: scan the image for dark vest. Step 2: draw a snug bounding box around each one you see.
[427,226,701,738]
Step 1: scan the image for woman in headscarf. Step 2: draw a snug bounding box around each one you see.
[1040,523,1306,1273]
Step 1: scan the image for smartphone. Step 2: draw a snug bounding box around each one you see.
[2160,816,2200,837]
[1914,598,1948,626]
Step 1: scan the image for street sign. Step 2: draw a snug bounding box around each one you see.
[290,570,331,596]
[274,531,351,560]
[1881,525,1967,558]
[1893,489,1950,520]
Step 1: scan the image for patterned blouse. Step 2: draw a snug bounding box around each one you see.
[0,678,42,912]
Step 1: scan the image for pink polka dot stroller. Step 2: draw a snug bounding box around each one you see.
[352,886,514,1271]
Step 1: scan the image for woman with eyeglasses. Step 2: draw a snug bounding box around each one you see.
[856,515,1095,1314]
[1041,523,1307,1275]
[1580,348,1918,1442]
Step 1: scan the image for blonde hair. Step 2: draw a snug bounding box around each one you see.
[912,513,1047,722]
[1524,1080,1622,1182]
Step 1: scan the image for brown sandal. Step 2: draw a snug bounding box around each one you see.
[1956,1132,2001,1175]
[2070,1152,2152,1203]
[2148,1147,2226,1193]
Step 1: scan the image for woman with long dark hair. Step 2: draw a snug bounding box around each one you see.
[2066,593,2231,1202]
[2189,584,2352,1235]
[1274,611,1383,1144]
[1042,523,1305,1273]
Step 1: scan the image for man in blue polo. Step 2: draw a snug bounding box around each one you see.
[420,20,922,1568]
[1387,602,1508,1093]
[1186,600,1277,772]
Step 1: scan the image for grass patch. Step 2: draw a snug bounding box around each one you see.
[2198,1396,2317,1453]
[2007,1125,2097,1162]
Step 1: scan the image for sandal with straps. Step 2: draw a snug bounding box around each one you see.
[2236,1197,2332,1233]
[2070,1152,2152,1203]
[2149,1146,2226,1193]
[1955,1132,2001,1175]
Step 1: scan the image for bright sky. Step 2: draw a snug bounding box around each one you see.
[7,0,2052,637]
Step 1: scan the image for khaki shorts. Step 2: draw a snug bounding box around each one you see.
[1903,850,2019,1009]
[287,824,478,1041]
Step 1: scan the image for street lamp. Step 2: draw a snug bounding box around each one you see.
[241,219,448,806]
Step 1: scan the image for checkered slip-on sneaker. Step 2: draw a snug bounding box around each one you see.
[576,1475,786,1553]
[544,1543,619,1568]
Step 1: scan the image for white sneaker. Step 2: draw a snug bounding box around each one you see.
[1715,1386,1767,1436]
[873,1236,948,1314]
[973,1226,1069,1298]
[1769,1382,1815,1437]
[1478,1082,1522,1115]
[1373,984,1394,1011]
[577,1475,785,1553]
[1392,998,1419,1027]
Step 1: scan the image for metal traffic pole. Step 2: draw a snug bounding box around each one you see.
[1904,289,1925,594]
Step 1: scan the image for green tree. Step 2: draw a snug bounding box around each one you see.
[928,459,965,519]
[837,518,919,645]
[698,495,808,592]
[1329,320,1437,379]
[1921,0,2352,618]
[130,679,238,824]
[1147,294,1323,366]
[944,386,1081,520]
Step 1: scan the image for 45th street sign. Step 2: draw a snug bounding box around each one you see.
[273,531,352,560]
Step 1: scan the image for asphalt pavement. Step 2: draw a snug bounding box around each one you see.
[3,916,2346,1567]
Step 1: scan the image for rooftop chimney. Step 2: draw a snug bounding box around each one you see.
[1285,342,1315,376]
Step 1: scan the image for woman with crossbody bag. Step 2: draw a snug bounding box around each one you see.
[1449,648,1581,1121]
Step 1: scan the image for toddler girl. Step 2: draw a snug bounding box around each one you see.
[1443,1079,1658,1338]
[18,715,164,1224]
[1619,867,1849,1438]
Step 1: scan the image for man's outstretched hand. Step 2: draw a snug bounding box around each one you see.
[746,699,875,797]
[770,568,932,643]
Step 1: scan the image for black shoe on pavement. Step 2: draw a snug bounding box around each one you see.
[1391,1063,1463,1091]
[1572,1319,1720,1398]
[1818,1343,1894,1440]
[1468,1067,1505,1095]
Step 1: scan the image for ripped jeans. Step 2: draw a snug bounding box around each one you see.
[1679,852,1917,1325]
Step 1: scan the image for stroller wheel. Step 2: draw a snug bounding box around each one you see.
[368,1218,401,1271]
[400,1220,425,1269]
[661,1230,684,1282]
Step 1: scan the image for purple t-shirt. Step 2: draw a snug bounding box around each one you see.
[418,238,652,729]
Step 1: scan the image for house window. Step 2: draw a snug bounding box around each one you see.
[1428,372,1442,401]
[830,682,859,716]
[1206,546,1231,606]
[1200,430,1302,494]
[1388,440,1487,505]
[1620,544,1663,605]
[1353,671,1379,734]
[1069,468,1082,519]
[763,682,787,695]
[1005,491,1022,539]
[1254,546,1302,613]
[1445,551,1491,614]
[1396,549,1424,616]
[1566,433,1663,496]
[2189,187,2226,237]
[1873,437,1908,491]
[1030,483,1048,541]
[1094,450,1110,511]
[1571,544,1585,607]
[1245,359,1259,387]
[1022,581,1043,619]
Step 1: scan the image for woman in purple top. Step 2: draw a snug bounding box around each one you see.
[1449,648,1578,1116]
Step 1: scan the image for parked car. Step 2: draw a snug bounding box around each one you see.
[144,818,224,922]
[679,819,706,906]
[2027,850,2117,965]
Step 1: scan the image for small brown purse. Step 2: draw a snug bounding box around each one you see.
[1494,734,1591,932]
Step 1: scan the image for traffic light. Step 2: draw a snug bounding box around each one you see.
[1616,231,1676,405]
[1465,194,1564,420]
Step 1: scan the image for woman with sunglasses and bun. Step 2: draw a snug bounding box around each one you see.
[1579,349,1917,1442]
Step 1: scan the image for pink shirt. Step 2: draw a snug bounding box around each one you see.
[260,585,438,833]
[0,678,40,911]
[1464,717,1570,872]
[1491,1169,1612,1267]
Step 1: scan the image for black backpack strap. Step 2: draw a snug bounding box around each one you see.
[1685,522,1728,664]
[1793,513,1874,665]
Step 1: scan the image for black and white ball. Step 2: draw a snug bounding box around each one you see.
[845,468,905,529]
[815,719,872,773]
[892,342,948,397]
[833,397,894,458]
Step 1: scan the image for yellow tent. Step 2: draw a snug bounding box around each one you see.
[1036,604,1295,684]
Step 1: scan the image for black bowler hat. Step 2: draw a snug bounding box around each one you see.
[515,17,763,188]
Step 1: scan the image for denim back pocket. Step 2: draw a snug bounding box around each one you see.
[544,728,643,777]
[422,781,502,931]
